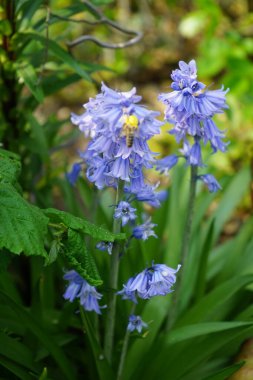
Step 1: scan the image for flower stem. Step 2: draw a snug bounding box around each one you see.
[167,165,198,328]
[117,304,136,380]
[104,181,124,363]
[180,165,198,268]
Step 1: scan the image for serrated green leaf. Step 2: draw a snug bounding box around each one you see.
[44,208,125,242]
[0,149,21,186]
[62,228,102,286]
[17,64,44,102]
[203,361,245,380]
[0,184,48,257]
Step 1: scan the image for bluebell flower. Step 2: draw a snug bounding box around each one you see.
[117,277,138,304]
[158,60,229,170]
[198,174,222,193]
[96,241,113,255]
[132,218,157,241]
[156,189,168,202]
[71,111,97,138]
[127,315,148,333]
[63,270,103,314]
[66,162,82,186]
[188,140,203,167]
[63,270,84,302]
[155,154,178,175]
[202,118,228,153]
[134,183,162,208]
[114,201,137,226]
[118,263,181,300]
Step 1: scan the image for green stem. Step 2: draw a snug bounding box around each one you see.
[167,165,198,328]
[80,308,109,380]
[104,181,124,363]
[180,164,198,268]
[117,304,136,380]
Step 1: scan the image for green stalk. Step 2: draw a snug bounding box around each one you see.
[167,165,198,328]
[180,165,198,268]
[104,181,124,363]
[80,308,114,380]
[117,304,136,380]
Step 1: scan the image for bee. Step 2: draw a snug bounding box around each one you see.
[121,114,139,148]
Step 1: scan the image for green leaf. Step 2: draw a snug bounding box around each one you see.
[212,167,251,243]
[0,250,13,272]
[124,296,171,380]
[0,149,21,186]
[203,361,245,380]
[194,219,215,300]
[80,309,115,380]
[0,20,12,36]
[22,33,91,81]
[39,367,48,380]
[45,239,61,266]
[17,0,44,20]
[17,64,44,102]
[42,73,81,97]
[150,325,252,380]
[26,113,49,159]
[0,184,48,257]
[0,331,39,373]
[176,275,253,327]
[0,290,76,380]
[61,228,102,286]
[167,321,253,345]
[0,355,35,380]
[44,208,125,242]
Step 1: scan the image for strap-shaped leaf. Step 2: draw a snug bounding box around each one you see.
[17,65,44,102]
[0,184,48,257]
[203,361,245,380]
[0,290,76,380]
[20,33,91,81]
[61,228,102,286]
[44,208,125,242]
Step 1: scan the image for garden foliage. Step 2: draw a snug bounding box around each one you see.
[0,1,253,380]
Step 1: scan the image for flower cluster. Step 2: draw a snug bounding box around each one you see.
[118,263,181,302]
[70,82,164,206]
[63,270,104,314]
[157,60,229,192]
